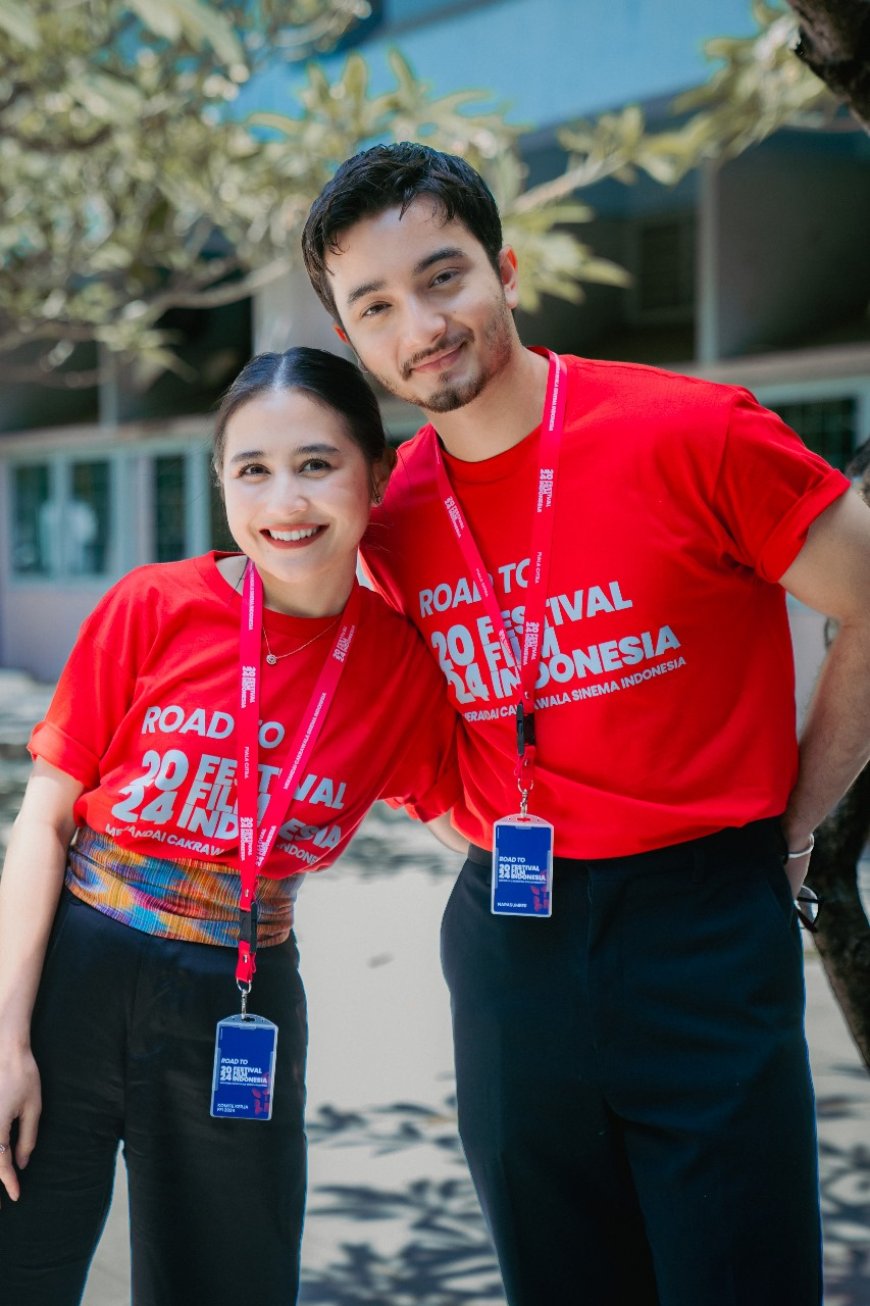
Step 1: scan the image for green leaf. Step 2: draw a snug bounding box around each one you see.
[0,0,39,48]
[342,53,369,102]
[128,0,244,65]
[127,0,181,42]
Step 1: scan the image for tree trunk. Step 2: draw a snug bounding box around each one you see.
[786,0,870,131]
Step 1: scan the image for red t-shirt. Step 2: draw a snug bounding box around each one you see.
[361,355,849,857]
[30,553,460,877]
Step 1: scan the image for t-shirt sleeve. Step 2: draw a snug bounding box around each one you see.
[358,536,407,616]
[377,641,462,823]
[28,586,140,788]
[712,390,850,582]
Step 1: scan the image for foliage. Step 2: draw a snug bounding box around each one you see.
[0,0,863,389]
[548,1,843,208]
[0,0,623,388]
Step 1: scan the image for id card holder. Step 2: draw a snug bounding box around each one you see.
[211,1014,278,1121]
[492,815,554,918]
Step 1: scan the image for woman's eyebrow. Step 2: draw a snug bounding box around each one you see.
[229,443,342,465]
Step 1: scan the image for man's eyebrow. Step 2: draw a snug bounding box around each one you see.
[346,279,385,308]
[344,247,468,307]
[413,246,467,275]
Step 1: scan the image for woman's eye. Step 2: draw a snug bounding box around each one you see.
[300,457,331,473]
[239,463,268,477]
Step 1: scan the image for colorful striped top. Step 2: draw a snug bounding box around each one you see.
[66,826,300,947]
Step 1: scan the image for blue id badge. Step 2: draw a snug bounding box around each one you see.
[492,815,554,917]
[211,1014,278,1121]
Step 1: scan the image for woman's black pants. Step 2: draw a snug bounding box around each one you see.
[0,890,307,1306]
[441,818,822,1306]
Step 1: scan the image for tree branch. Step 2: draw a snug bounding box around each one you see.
[786,0,870,131]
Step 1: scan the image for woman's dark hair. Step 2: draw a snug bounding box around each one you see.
[213,346,390,474]
[302,142,503,320]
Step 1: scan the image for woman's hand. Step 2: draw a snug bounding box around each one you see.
[0,1042,41,1203]
[0,758,82,1203]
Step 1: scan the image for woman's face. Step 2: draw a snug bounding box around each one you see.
[220,388,378,613]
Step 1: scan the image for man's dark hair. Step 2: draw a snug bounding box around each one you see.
[301,142,503,320]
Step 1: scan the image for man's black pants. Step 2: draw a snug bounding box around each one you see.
[441,818,822,1306]
[0,890,307,1306]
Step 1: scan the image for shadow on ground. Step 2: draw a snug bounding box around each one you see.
[816,1078,870,1306]
[299,1085,870,1306]
[300,1098,504,1305]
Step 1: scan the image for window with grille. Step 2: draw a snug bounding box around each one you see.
[632,215,696,322]
[770,397,857,470]
[11,458,111,577]
[154,455,187,563]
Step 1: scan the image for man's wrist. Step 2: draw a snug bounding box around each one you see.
[784,832,815,859]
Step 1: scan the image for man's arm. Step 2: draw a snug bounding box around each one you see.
[778,489,870,892]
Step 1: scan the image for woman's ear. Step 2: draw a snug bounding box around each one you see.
[371,446,398,504]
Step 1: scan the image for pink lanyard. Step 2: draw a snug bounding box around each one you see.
[428,348,567,812]
[235,561,361,997]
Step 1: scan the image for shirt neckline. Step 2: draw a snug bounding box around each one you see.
[196,551,350,637]
[433,423,542,486]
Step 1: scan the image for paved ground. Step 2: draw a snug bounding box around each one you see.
[1,669,868,1305]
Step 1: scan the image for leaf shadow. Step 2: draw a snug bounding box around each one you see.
[301,1097,505,1305]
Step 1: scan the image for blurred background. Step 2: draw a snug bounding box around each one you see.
[2,0,869,684]
[1,2,868,1301]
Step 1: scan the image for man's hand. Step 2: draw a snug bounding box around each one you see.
[782,841,813,898]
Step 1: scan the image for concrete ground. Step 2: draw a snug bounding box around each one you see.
[1,669,868,1305]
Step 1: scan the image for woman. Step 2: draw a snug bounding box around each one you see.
[0,348,462,1306]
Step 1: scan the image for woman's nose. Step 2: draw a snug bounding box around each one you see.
[271,472,310,512]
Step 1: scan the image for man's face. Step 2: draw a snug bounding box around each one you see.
[325,198,521,414]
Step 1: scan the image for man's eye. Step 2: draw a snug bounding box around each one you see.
[361,301,387,319]
[432,269,456,287]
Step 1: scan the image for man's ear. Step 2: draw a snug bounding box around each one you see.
[333,323,349,345]
[499,246,519,311]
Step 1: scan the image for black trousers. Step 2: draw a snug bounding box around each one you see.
[0,890,307,1306]
[441,819,822,1306]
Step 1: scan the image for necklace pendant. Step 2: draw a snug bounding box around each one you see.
[266,653,278,666]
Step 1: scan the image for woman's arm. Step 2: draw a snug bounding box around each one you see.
[425,813,468,855]
[0,759,83,1203]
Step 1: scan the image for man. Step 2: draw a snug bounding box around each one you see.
[301,143,870,1305]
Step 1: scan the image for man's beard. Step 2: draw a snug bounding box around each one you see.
[357,294,515,414]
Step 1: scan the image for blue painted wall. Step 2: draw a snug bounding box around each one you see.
[241,0,760,129]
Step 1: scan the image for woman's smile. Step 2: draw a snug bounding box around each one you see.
[220,388,374,615]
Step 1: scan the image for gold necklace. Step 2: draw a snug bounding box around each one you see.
[262,616,341,665]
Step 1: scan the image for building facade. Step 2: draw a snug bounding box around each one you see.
[2,0,868,687]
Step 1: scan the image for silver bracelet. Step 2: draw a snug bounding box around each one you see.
[786,833,815,859]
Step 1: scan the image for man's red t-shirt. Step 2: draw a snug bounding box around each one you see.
[30,553,460,877]
[361,355,849,858]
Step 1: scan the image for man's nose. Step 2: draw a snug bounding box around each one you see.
[402,296,448,354]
